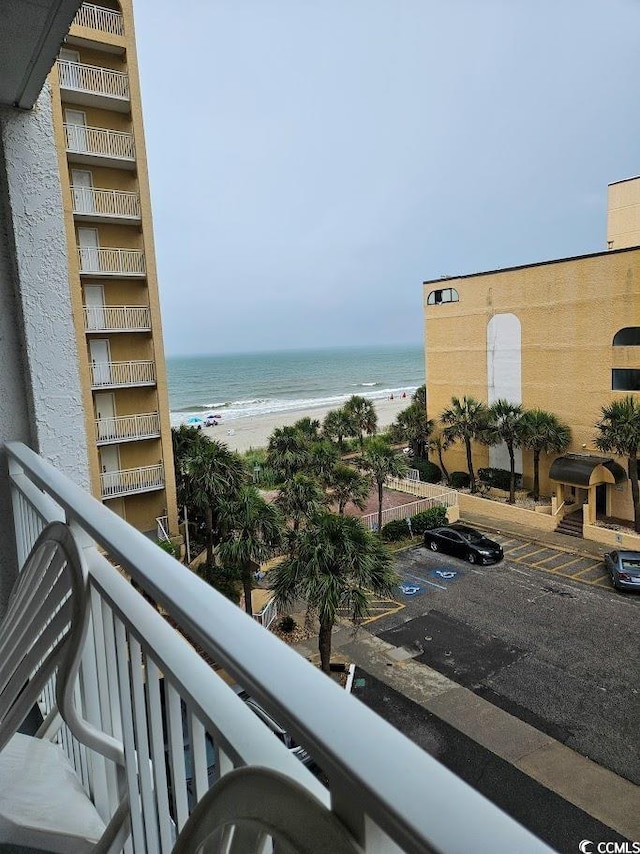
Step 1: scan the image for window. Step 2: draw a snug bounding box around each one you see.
[613,328,640,346]
[612,369,640,391]
[427,287,459,306]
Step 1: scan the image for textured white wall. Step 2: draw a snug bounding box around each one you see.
[487,313,523,473]
[0,84,89,613]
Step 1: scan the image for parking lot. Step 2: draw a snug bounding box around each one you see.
[362,533,640,787]
[496,534,609,587]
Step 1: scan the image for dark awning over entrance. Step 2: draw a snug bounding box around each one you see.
[549,454,627,487]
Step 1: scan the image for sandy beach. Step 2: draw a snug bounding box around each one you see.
[201,396,411,454]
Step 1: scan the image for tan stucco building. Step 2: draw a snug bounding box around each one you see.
[48,1,178,537]
[424,177,640,526]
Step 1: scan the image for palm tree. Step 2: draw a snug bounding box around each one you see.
[330,463,371,514]
[292,417,321,440]
[276,473,326,533]
[266,425,310,481]
[520,409,571,502]
[171,425,209,508]
[361,436,409,531]
[389,403,434,459]
[487,399,525,503]
[308,440,340,487]
[595,396,640,532]
[270,512,396,672]
[432,431,451,485]
[440,396,490,493]
[412,384,427,410]
[217,485,284,616]
[322,407,352,451]
[344,395,378,450]
[182,438,246,565]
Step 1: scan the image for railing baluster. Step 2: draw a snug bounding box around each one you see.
[130,639,161,853]
[166,683,189,832]
[114,616,147,852]
[146,659,174,853]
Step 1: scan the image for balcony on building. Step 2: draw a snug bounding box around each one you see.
[69,2,125,42]
[90,359,156,389]
[3,443,551,854]
[84,304,151,333]
[57,59,130,111]
[100,461,164,498]
[78,246,146,276]
[96,411,161,445]
[72,185,141,222]
[65,123,136,169]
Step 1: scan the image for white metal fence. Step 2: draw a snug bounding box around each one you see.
[90,360,156,388]
[254,596,278,630]
[386,476,458,504]
[84,305,150,332]
[72,2,125,35]
[360,496,450,531]
[96,412,160,444]
[78,247,146,276]
[72,186,141,219]
[4,442,552,854]
[58,60,130,100]
[64,123,136,161]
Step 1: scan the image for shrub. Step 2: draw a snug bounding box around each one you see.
[449,471,471,489]
[380,519,409,542]
[278,615,297,633]
[409,505,448,534]
[157,539,179,558]
[196,563,242,604]
[478,467,515,491]
[412,458,442,483]
[380,505,448,541]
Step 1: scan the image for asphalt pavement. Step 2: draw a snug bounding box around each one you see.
[292,524,640,849]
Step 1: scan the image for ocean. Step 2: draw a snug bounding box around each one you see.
[167,345,424,426]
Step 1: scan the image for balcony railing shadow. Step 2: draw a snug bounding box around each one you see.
[3,441,552,853]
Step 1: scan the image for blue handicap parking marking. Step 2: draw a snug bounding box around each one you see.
[428,567,462,582]
[398,583,426,597]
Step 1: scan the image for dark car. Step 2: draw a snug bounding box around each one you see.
[604,550,640,591]
[423,525,504,565]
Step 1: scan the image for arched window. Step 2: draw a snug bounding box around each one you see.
[426,287,459,306]
[613,328,640,346]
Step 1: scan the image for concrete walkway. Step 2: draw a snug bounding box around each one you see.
[294,621,639,842]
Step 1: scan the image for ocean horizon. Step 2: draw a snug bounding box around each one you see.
[167,343,425,426]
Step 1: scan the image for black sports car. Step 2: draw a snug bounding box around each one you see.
[423,525,504,565]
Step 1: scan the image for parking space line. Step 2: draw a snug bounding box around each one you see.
[572,563,605,578]
[402,569,448,591]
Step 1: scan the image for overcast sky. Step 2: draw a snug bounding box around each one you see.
[134,0,640,356]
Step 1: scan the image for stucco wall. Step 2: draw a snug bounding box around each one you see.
[607,177,640,250]
[0,85,89,614]
[424,247,640,521]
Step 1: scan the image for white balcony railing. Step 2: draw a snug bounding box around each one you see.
[78,246,146,276]
[100,463,164,498]
[57,60,130,101]
[72,2,125,36]
[96,412,161,444]
[90,360,155,388]
[72,186,141,219]
[5,441,551,854]
[64,123,136,161]
[84,304,151,332]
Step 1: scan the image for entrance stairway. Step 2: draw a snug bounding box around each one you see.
[555,509,584,538]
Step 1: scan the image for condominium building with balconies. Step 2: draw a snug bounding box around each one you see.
[49,0,178,537]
